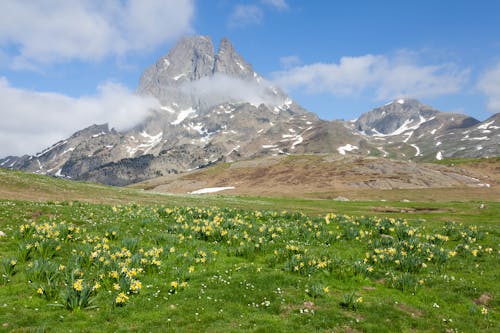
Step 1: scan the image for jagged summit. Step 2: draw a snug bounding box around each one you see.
[139,36,256,90]
[214,37,255,79]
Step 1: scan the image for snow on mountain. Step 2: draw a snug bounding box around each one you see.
[1,37,499,186]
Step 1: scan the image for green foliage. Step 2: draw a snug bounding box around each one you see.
[0,199,497,332]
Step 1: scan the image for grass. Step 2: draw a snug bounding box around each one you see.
[0,169,498,332]
[432,156,500,166]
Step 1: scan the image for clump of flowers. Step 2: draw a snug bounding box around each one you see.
[115,292,129,306]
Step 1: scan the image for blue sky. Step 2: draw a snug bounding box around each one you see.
[1,0,500,156]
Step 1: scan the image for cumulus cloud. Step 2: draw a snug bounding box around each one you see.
[261,0,289,11]
[0,0,194,68]
[0,77,160,157]
[477,61,500,113]
[272,53,469,101]
[228,5,264,28]
[181,73,284,108]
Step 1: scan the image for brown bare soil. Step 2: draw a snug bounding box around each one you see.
[131,155,500,201]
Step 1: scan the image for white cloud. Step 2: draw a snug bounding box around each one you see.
[477,61,500,112]
[261,0,289,11]
[279,55,301,69]
[0,77,160,157]
[0,0,194,68]
[181,73,284,107]
[228,5,264,28]
[272,53,469,101]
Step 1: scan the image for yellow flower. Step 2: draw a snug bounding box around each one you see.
[113,283,120,290]
[355,297,363,303]
[481,307,488,315]
[323,287,330,294]
[169,247,176,253]
[73,279,83,292]
[180,281,188,288]
[188,266,195,273]
[170,281,178,289]
[59,264,65,271]
[37,287,44,295]
[130,280,142,292]
[93,282,101,290]
[10,259,17,266]
[115,292,129,304]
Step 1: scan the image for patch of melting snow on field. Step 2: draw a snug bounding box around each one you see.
[377,146,388,157]
[436,151,443,160]
[337,144,358,155]
[189,187,235,194]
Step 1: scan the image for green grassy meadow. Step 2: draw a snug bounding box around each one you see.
[0,169,498,332]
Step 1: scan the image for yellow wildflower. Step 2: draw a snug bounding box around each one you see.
[115,292,129,304]
[73,279,83,292]
[130,280,142,292]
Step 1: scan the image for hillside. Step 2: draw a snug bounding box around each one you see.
[131,155,500,202]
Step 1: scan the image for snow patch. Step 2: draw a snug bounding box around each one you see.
[171,108,196,125]
[291,136,303,150]
[35,140,67,158]
[160,106,175,113]
[410,144,421,157]
[337,144,358,155]
[463,136,489,141]
[92,132,106,138]
[173,73,186,81]
[477,120,495,130]
[372,116,428,137]
[262,144,278,149]
[54,168,70,178]
[61,147,75,155]
[436,151,443,160]
[126,131,163,156]
[377,147,388,157]
[397,99,405,104]
[189,187,235,194]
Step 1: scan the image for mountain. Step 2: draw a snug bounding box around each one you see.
[1,36,499,186]
[350,99,499,160]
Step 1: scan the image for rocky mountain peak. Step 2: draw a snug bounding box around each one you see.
[355,99,442,135]
[214,37,255,79]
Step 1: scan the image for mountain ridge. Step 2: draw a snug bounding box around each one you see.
[1,36,499,186]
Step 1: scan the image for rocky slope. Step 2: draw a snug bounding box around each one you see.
[1,36,499,186]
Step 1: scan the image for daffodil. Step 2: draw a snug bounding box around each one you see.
[73,279,83,292]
